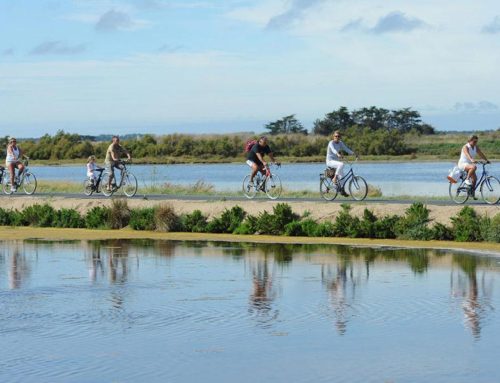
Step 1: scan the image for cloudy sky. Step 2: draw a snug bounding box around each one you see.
[1,0,500,136]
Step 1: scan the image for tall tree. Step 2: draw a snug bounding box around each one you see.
[313,106,353,135]
[265,115,307,135]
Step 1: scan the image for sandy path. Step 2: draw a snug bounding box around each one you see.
[1,196,498,224]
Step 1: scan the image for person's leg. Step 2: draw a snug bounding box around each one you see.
[107,163,115,189]
[17,163,24,178]
[326,160,343,183]
[8,162,15,186]
[250,163,259,183]
[464,164,478,198]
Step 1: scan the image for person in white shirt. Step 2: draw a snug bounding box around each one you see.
[5,137,25,192]
[457,134,489,199]
[326,131,358,196]
[86,155,97,184]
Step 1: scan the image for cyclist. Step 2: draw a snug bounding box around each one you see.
[246,136,279,185]
[457,134,490,199]
[105,135,131,191]
[5,137,26,192]
[326,131,358,196]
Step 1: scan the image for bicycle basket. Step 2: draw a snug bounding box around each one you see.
[325,168,336,178]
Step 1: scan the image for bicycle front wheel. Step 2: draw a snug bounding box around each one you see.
[242,175,257,199]
[122,172,138,197]
[320,176,338,201]
[480,176,500,205]
[349,175,368,201]
[101,173,114,197]
[22,173,37,195]
[449,181,469,204]
[265,173,282,200]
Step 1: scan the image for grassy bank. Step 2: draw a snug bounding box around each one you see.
[1,226,499,253]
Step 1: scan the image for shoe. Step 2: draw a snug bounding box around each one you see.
[464,179,472,186]
[11,186,16,193]
[340,190,349,197]
[472,193,478,200]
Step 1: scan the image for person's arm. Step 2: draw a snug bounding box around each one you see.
[328,141,341,158]
[256,152,266,166]
[476,147,489,163]
[341,142,355,157]
[6,145,13,157]
[269,152,278,164]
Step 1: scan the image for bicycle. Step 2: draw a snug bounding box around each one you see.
[2,157,37,195]
[319,158,368,201]
[0,165,5,186]
[83,167,106,196]
[101,160,138,197]
[449,161,499,204]
[243,163,282,200]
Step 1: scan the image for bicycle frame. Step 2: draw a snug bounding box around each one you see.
[456,162,489,194]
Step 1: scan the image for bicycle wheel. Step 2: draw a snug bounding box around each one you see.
[320,176,338,201]
[101,173,114,197]
[83,178,94,196]
[3,179,13,195]
[22,173,37,195]
[480,176,500,205]
[122,172,138,197]
[242,175,257,199]
[265,173,282,200]
[349,175,368,201]
[449,181,469,204]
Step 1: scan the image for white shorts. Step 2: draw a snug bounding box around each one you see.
[246,160,255,167]
[458,162,473,171]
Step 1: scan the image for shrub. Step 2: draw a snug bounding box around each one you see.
[359,209,378,238]
[109,199,130,229]
[129,208,156,231]
[55,208,84,228]
[374,215,400,239]
[85,206,111,229]
[234,215,258,235]
[284,220,304,236]
[21,204,56,227]
[181,210,208,232]
[478,213,500,243]
[431,222,454,241]
[334,204,361,238]
[206,206,246,233]
[396,202,432,240]
[301,219,321,237]
[451,206,482,242]
[273,203,299,229]
[154,203,180,232]
[0,208,20,226]
[315,221,335,237]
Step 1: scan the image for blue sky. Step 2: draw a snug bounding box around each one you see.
[1,0,500,136]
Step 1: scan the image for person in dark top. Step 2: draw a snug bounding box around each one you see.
[245,136,279,184]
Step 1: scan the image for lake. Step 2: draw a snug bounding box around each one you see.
[30,161,500,197]
[1,240,500,382]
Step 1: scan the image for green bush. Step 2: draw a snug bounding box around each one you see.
[154,203,180,232]
[85,206,111,229]
[431,222,454,241]
[334,204,362,238]
[479,214,500,243]
[374,215,400,239]
[396,202,432,240]
[55,208,84,228]
[0,208,20,226]
[359,209,378,238]
[315,221,335,237]
[129,208,156,231]
[234,215,258,235]
[206,206,246,233]
[301,219,321,237]
[21,204,56,227]
[451,206,482,242]
[284,220,304,236]
[181,210,208,233]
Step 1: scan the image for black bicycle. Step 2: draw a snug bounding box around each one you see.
[320,158,368,201]
[449,161,499,204]
[83,167,105,196]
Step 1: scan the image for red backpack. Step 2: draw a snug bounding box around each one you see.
[244,139,257,153]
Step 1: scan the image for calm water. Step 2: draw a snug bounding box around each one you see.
[31,161,500,196]
[1,240,500,383]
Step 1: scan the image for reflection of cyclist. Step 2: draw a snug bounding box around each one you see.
[457,135,489,199]
[5,137,26,193]
[105,136,131,191]
[326,131,357,196]
[246,136,279,185]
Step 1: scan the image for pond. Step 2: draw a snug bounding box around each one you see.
[1,240,500,382]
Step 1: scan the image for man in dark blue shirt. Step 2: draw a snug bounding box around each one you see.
[246,136,279,184]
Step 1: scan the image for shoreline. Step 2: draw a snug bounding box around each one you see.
[1,227,499,255]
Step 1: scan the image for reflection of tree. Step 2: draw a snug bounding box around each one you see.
[107,240,129,285]
[451,254,494,340]
[322,258,361,335]
[8,247,30,290]
[248,258,278,327]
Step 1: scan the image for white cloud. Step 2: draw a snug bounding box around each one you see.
[95,9,150,32]
[30,41,86,55]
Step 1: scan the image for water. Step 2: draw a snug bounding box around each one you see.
[31,161,500,196]
[1,239,500,382]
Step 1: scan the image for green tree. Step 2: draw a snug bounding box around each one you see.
[265,115,307,135]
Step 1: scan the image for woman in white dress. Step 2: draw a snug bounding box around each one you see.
[457,134,490,199]
[5,137,25,192]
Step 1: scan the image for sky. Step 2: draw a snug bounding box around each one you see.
[1,0,500,136]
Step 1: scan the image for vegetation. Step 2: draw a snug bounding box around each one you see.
[3,107,498,164]
[0,202,498,243]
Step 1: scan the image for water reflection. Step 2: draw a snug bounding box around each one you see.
[248,258,278,328]
[8,246,31,290]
